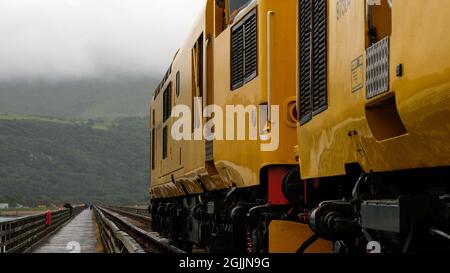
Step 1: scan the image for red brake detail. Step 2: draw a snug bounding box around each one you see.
[268,166,290,205]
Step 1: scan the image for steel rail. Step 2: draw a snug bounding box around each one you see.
[95,206,184,253]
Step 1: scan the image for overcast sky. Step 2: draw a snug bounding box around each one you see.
[0,0,205,81]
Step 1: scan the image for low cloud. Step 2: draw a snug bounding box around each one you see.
[0,0,205,80]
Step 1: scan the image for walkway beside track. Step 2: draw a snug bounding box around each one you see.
[32,209,98,253]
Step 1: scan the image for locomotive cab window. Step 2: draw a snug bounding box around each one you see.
[229,0,252,22]
[176,72,180,97]
[215,0,228,36]
[367,0,392,47]
[163,83,172,122]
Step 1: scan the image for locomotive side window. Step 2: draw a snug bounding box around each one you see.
[176,71,180,97]
[162,83,172,160]
[367,0,392,47]
[151,109,155,170]
[230,9,257,91]
[365,0,391,99]
[163,83,172,122]
[192,34,204,132]
[215,0,228,36]
[152,109,155,126]
[162,126,168,159]
[298,0,328,125]
[151,128,155,169]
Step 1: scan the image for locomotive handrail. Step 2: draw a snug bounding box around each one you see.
[267,10,274,123]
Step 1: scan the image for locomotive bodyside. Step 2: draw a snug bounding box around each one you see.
[297,0,450,179]
[296,0,450,253]
[150,7,207,199]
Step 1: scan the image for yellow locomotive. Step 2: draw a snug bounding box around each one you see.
[297,0,450,253]
[149,0,450,253]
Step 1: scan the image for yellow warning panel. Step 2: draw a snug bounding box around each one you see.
[269,220,333,253]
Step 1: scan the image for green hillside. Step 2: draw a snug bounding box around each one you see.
[0,76,157,119]
[0,116,150,206]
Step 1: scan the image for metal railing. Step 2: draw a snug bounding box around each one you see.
[95,206,184,253]
[94,206,145,253]
[0,205,85,253]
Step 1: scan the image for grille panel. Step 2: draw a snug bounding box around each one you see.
[231,26,244,90]
[299,0,312,123]
[299,0,327,124]
[231,9,257,90]
[244,12,257,82]
[366,37,390,99]
[312,0,327,115]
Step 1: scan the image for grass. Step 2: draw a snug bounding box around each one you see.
[0,113,72,124]
[0,113,115,130]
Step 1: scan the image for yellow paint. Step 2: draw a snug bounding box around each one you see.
[297,0,450,179]
[147,0,450,253]
[211,0,299,193]
[269,220,333,253]
[150,4,208,199]
[150,0,299,199]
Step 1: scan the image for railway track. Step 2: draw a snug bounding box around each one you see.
[103,206,151,224]
[94,205,185,253]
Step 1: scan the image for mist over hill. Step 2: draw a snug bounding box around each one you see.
[0,75,157,206]
[0,76,158,119]
[0,0,205,207]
